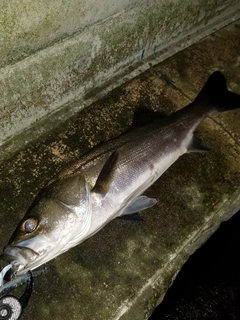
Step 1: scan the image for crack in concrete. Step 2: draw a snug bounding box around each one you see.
[209,116,240,149]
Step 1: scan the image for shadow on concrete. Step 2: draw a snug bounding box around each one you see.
[149,210,240,319]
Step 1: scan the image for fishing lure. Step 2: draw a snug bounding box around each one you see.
[0,267,45,319]
[0,267,44,298]
[0,270,33,320]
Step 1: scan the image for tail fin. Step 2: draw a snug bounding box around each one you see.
[195,71,240,112]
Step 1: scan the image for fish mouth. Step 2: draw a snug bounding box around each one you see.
[0,253,19,286]
[1,234,63,282]
[0,245,39,284]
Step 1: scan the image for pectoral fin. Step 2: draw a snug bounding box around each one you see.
[91,151,118,195]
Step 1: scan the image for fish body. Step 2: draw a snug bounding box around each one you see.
[0,71,240,283]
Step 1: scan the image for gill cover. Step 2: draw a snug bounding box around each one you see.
[5,175,92,272]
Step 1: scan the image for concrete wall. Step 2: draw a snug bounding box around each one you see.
[0,0,240,159]
[0,0,141,67]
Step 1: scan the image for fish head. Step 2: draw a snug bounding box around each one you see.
[0,175,92,279]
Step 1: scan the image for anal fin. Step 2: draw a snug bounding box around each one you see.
[188,135,211,153]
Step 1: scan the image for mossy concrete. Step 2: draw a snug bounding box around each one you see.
[0,19,240,320]
[0,0,240,160]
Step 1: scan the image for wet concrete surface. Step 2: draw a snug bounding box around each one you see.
[0,20,240,320]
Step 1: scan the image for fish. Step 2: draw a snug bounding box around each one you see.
[0,71,240,284]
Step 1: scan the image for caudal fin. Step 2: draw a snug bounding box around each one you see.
[195,71,240,112]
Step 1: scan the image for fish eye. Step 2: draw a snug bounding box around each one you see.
[21,218,38,233]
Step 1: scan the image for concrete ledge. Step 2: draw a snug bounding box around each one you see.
[1,1,240,161]
[0,20,239,319]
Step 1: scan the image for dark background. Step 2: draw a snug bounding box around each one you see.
[149,210,240,319]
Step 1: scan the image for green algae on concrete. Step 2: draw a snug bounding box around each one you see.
[1,0,240,161]
[0,20,240,320]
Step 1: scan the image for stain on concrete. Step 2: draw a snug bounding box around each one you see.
[1,1,240,155]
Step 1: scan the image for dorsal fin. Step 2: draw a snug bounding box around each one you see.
[132,107,167,127]
[91,151,118,195]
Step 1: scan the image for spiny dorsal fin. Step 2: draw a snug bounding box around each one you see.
[91,151,118,195]
[132,107,167,127]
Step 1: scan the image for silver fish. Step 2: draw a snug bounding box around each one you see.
[0,71,239,282]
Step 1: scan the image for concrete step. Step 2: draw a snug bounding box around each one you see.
[0,19,240,320]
